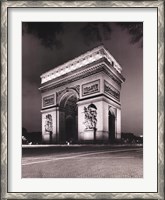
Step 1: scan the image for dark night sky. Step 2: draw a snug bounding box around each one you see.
[22,22,143,135]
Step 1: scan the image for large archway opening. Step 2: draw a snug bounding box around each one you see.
[109,109,116,143]
[59,91,78,143]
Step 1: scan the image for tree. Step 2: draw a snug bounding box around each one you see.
[22,22,63,49]
[22,127,28,136]
[117,22,143,47]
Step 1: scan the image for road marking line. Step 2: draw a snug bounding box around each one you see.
[22,148,142,166]
[78,156,135,159]
[23,148,143,161]
[22,150,104,160]
[22,156,135,163]
[23,157,50,160]
[22,150,114,163]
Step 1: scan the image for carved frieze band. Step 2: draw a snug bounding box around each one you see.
[104,80,120,101]
[43,94,55,108]
[82,80,100,96]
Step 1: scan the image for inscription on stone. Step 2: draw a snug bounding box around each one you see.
[104,81,120,100]
[82,80,100,96]
[43,94,54,107]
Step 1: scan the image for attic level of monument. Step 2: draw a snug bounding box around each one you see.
[40,46,124,85]
[39,46,125,144]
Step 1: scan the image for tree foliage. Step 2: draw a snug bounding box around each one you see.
[22,22,64,48]
[117,22,143,46]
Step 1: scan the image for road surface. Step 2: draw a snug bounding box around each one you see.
[22,145,143,178]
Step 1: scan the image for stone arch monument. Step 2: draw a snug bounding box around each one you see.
[39,46,125,144]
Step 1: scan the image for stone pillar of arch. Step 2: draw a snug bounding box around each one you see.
[41,106,58,144]
[78,99,121,143]
[41,87,79,144]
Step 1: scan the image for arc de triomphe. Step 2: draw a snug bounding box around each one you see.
[39,46,125,144]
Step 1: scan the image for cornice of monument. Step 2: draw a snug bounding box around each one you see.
[40,45,123,84]
[39,62,105,92]
[39,57,125,91]
[39,59,124,92]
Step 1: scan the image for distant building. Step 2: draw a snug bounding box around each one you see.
[39,46,125,144]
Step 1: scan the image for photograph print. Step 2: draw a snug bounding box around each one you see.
[22,22,143,178]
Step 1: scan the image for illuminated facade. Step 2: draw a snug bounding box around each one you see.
[39,46,125,144]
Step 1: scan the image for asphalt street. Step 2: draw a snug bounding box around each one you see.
[22,145,143,178]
